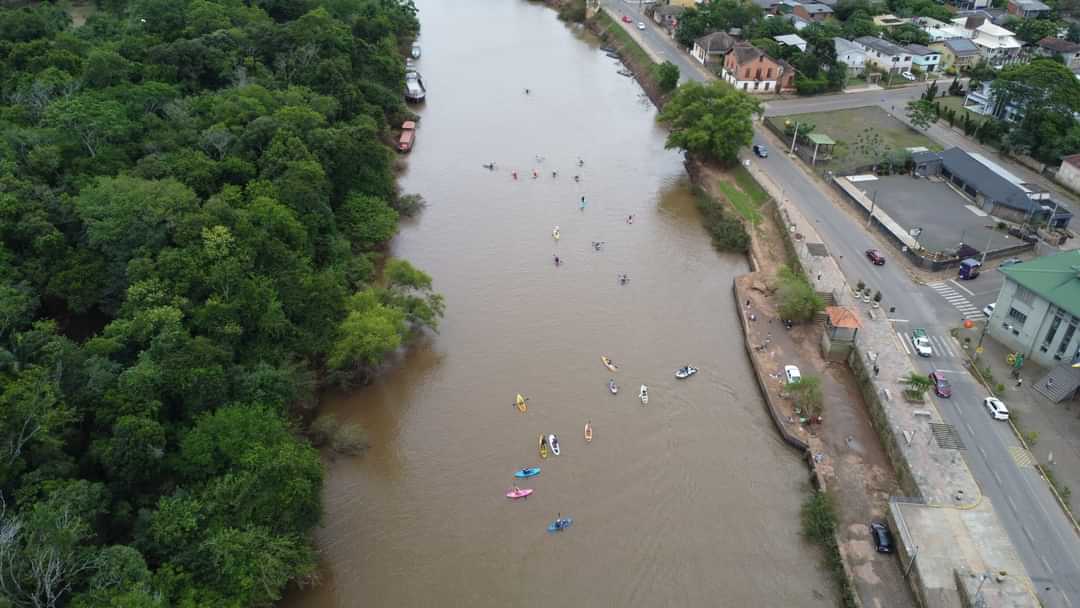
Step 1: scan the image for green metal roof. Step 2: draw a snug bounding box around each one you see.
[807,133,835,145]
[999,250,1080,318]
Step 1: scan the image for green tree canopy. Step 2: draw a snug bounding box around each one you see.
[657,81,762,165]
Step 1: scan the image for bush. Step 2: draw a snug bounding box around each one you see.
[557,0,586,22]
[801,490,837,545]
[394,193,427,218]
[694,189,750,252]
[791,375,824,417]
[309,414,370,455]
[653,61,680,93]
[776,265,825,321]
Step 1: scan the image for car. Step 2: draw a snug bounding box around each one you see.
[784,365,802,385]
[752,144,769,158]
[637,21,646,30]
[622,15,632,23]
[901,71,916,81]
[983,396,1010,420]
[865,249,885,265]
[982,302,996,318]
[870,521,894,553]
[929,370,951,398]
[999,257,1022,267]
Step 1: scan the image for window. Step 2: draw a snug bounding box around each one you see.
[1056,321,1077,358]
[904,56,911,61]
[755,69,762,79]
[744,68,751,78]
[1014,285,1036,305]
[743,83,748,90]
[754,82,759,90]
[764,82,771,91]
[1041,314,1064,352]
[766,68,773,78]
[1006,307,1028,326]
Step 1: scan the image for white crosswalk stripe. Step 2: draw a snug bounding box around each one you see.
[927,281,985,319]
[898,331,961,359]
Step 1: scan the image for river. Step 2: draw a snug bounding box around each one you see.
[284,1,833,605]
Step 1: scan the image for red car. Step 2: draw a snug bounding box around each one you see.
[622,15,633,23]
[866,249,885,265]
[929,371,952,398]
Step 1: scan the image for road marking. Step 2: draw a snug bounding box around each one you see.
[888,318,909,323]
[965,204,988,217]
[1009,445,1036,467]
[1022,525,1036,547]
[1039,553,1052,573]
[968,423,978,437]
[937,369,964,373]
[949,279,975,296]
[1063,590,1073,608]
[896,331,911,355]
[991,469,1003,486]
[1007,494,1019,515]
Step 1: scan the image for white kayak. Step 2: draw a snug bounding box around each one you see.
[608,379,619,394]
[675,366,698,379]
[639,384,649,405]
[553,226,560,240]
[548,433,561,456]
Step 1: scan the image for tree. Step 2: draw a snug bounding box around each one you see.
[902,371,934,398]
[1006,16,1064,44]
[992,58,1080,117]
[329,289,407,372]
[654,61,680,93]
[775,265,825,321]
[43,95,131,158]
[922,79,939,102]
[889,23,930,46]
[657,81,762,165]
[789,375,824,416]
[906,99,938,130]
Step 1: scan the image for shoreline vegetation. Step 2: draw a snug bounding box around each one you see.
[0,0,438,605]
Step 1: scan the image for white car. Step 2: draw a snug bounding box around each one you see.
[637,21,646,30]
[784,365,802,384]
[901,71,916,81]
[982,302,996,318]
[983,397,1010,421]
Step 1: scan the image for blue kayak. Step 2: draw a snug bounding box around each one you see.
[514,467,541,479]
[548,517,573,533]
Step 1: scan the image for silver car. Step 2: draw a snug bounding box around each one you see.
[983,397,1009,421]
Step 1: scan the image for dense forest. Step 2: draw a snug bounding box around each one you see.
[0,0,441,605]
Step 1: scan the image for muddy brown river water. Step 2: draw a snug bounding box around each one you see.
[283,1,833,605]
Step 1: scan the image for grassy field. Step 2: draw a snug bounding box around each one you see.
[768,106,938,173]
[595,10,655,68]
[935,95,987,127]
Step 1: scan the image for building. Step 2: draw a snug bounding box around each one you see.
[1007,0,1051,17]
[691,31,738,65]
[774,33,807,52]
[1037,36,1080,68]
[721,44,796,93]
[872,14,909,30]
[668,0,701,6]
[651,4,686,30]
[905,43,940,73]
[988,250,1080,371]
[833,37,867,74]
[917,17,962,42]
[920,147,1072,227]
[1057,154,1080,192]
[946,0,990,10]
[751,0,785,14]
[855,36,913,72]
[963,81,1024,121]
[931,37,981,70]
[959,15,1024,67]
[793,2,833,22]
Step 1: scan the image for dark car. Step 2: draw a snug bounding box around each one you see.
[929,370,951,398]
[865,249,885,265]
[870,521,894,553]
[752,144,768,158]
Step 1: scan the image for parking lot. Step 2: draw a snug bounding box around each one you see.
[852,175,1017,254]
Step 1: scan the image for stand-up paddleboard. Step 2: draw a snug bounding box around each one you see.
[548,517,573,533]
[585,421,593,443]
[553,226,560,240]
[539,434,549,459]
[514,467,541,478]
[601,356,618,372]
[608,379,618,394]
[515,393,527,413]
[548,434,560,456]
[639,384,649,405]
[506,488,534,499]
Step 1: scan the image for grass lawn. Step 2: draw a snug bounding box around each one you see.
[935,95,986,127]
[595,10,655,68]
[708,165,768,225]
[715,181,762,224]
[768,106,937,174]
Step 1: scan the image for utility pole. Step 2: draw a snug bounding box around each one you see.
[866,191,878,227]
[979,232,993,265]
[1046,200,1060,231]
[789,122,800,155]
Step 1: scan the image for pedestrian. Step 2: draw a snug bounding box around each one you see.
[1016,377,1023,388]
[552,170,557,178]
[873,365,880,377]
[512,171,518,180]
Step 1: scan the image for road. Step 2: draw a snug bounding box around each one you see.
[607,6,1080,606]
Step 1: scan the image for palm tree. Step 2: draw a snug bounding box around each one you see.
[902,371,933,399]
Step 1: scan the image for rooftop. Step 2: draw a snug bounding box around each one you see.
[800,3,833,13]
[905,43,936,55]
[774,33,807,46]
[807,132,835,145]
[833,37,865,53]
[939,37,980,55]
[654,5,686,16]
[1063,153,1080,169]
[1012,0,1051,9]
[856,35,908,56]
[1039,36,1080,54]
[694,31,738,53]
[825,306,861,329]
[999,250,1080,318]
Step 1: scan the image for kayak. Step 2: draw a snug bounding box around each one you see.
[553,226,560,240]
[585,421,593,443]
[608,379,619,394]
[506,488,534,499]
[675,366,698,379]
[548,433,560,456]
[639,384,649,405]
[539,434,549,459]
[514,467,541,478]
[516,393,527,413]
[601,356,618,372]
[548,517,574,533]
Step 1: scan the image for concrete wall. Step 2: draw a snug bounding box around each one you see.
[1057,161,1080,193]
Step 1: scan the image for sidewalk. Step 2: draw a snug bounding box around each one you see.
[972,334,1080,516]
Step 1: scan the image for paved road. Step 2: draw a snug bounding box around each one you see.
[610,12,1080,607]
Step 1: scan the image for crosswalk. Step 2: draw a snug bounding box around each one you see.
[896,330,962,358]
[927,281,984,319]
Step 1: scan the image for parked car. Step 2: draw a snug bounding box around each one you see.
[784,365,802,385]
[900,71,915,81]
[983,396,1010,421]
[637,21,646,30]
[870,521,894,553]
[865,249,885,265]
[752,144,769,158]
[999,257,1022,267]
[622,15,632,23]
[929,370,951,398]
[982,302,996,318]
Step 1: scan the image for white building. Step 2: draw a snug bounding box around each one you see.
[963,81,1024,121]
[774,33,807,52]
[915,15,1022,66]
[833,38,867,74]
[854,36,912,73]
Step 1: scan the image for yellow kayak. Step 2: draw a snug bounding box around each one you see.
[539,434,549,459]
[516,394,527,413]
[601,356,618,372]
[553,226,560,240]
[585,421,593,443]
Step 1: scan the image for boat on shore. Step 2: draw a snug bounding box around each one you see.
[411,42,421,59]
[405,70,426,103]
[397,121,416,153]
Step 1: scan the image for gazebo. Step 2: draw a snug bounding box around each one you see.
[822,305,860,360]
[806,133,835,165]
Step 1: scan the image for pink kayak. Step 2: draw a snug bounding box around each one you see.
[506,488,534,499]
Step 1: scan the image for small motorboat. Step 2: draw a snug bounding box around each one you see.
[506,487,534,499]
[605,51,621,59]
[675,366,698,380]
[548,434,560,456]
[601,356,618,372]
[617,69,633,77]
[539,434,549,459]
[514,467,541,479]
[411,42,421,59]
[553,226,560,240]
[639,384,649,405]
[515,393,527,413]
[600,45,616,53]
[608,379,619,394]
[548,516,574,533]
[585,421,593,443]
